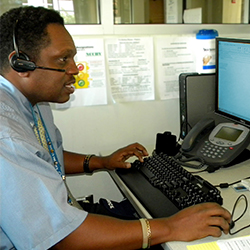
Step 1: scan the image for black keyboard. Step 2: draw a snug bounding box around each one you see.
[116,151,223,218]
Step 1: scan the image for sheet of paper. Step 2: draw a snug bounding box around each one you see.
[187,235,250,250]
[155,35,196,100]
[217,235,250,250]
[165,0,183,23]
[183,8,202,24]
[105,37,155,103]
[56,38,107,109]
[187,242,220,250]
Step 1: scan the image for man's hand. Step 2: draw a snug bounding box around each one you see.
[102,142,148,170]
[163,202,231,242]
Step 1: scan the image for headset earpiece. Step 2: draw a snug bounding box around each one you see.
[9,52,36,72]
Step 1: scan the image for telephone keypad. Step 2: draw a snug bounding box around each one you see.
[200,140,229,159]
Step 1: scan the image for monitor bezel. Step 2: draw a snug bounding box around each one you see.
[215,37,250,129]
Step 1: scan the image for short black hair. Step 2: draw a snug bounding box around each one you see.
[0,6,64,74]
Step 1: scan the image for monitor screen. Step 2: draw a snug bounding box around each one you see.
[215,37,250,128]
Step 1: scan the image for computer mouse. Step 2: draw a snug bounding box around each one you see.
[229,220,235,229]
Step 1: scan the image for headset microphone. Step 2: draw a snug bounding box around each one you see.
[10,20,65,73]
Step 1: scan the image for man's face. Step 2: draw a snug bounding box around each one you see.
[27,23,78,104]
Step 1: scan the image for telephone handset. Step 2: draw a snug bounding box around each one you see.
[181,118,250,166]
[181,118,215,152]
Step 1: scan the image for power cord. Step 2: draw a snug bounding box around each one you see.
[229,194,250,235]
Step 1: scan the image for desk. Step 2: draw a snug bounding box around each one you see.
[109,148,250,250]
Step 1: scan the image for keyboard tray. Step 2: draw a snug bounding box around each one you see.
[116,167,179,218]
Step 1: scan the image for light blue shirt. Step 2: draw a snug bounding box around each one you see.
[0,76,88,250]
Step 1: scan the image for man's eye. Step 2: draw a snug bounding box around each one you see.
[59,57,68,63]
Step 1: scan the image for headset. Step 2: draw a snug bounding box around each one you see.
[9,20,65,73]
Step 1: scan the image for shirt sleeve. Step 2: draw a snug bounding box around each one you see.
[0,136,88,250]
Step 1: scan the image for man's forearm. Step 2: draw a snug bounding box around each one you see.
[63,151,105,174]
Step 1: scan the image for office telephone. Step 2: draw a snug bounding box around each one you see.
[181,118,250,166]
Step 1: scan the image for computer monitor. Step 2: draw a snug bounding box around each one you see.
[215,37,250,128]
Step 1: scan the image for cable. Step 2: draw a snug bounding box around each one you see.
[229,194,250,235]
[173,150,223,172]
[214,176,250,189]
[173,152,206,169]
[178,120,193,141]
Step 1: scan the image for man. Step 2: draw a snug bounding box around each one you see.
[0,6,231,250]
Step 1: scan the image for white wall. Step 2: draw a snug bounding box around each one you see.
[52,99,180,155]
[52,0,250,198]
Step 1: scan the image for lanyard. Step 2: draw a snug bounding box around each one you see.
[31,104,64,178]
